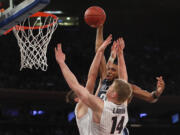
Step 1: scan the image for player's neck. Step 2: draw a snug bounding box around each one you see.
[107,97,123,105]
[105,78,113,82]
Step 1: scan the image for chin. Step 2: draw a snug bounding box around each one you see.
[107,77,113,81]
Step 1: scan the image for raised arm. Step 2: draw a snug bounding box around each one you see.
[95,25,107,80]
[77,35,112,118]
[116,37,128,81]
[86,34,112,93]
[58,57,102,112]
[132,76,165,103]
[106,41,117,68]
[55,44,103,112]
[55,36,111,112]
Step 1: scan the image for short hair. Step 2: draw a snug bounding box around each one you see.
[113,79,132,103]
[66,90,77,105]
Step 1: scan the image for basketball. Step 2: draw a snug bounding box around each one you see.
[84,6,106,28]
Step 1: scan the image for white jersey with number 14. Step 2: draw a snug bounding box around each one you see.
[91,101,128,135]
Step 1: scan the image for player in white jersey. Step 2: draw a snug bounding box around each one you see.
[66,90,93,135]
[75,105,92,135]
[55,37,132,135]
[90,36,130,135]
[65,34,112,135]
[91,100,128,135]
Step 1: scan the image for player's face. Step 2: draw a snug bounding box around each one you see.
[106,84,115,99]
[106,64,118,81]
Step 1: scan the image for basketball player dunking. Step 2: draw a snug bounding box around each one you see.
[95,25,165,135]
[55,36,132,135]
[96,25,165,103]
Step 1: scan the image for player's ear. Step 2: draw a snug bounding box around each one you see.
[111,91,117,98]
[74,97,79,103]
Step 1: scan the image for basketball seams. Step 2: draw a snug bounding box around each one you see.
[84,6,106,28]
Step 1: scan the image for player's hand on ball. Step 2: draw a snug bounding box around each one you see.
[55,43,66,64]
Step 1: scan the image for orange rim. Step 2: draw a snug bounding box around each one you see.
[4,12,58,34]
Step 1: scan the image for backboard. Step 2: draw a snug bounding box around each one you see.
[0,0,50,36]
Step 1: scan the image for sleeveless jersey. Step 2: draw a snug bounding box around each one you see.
[75,103,92,135]
[91,101,128,135]
[98,79,113,101]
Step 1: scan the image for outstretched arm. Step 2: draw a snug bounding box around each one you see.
[95,25,107,80]
[55,36,111,112]
[132,76,165,103]
[58,57,102,112]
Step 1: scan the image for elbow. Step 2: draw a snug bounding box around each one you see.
[80,94,89,104]
[146,96,158,103]
[88,74,96,82]
[78,90,90,105]
[69,83,90,103]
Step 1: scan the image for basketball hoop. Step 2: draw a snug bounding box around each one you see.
[12,12,58,71]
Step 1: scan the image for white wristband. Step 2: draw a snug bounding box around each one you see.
[108,57,114,63]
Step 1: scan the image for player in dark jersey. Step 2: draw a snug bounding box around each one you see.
[95,25,165,135]
[95,25,165,103]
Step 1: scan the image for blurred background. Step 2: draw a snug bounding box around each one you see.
[0,0,180,134]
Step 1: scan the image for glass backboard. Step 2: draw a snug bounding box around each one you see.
[0,0,50,36]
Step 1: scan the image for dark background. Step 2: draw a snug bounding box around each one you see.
[0,0,180,134]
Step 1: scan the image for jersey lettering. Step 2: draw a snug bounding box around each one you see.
[99,93,107,100]
[98,79,113,100]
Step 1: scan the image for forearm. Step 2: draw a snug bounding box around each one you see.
[132,84,158,103]
[88,51,103,79]
[118,53,128,81]
[95,26,104,52]
[86,51,103,93]
[58,61,103,113]
[134,90,155,103]
[99,55,107,80]
[95,26,106,79]
[59,62,79,89]
[107,54,115,67]
[58,61,101,108]
[95,80,102,96]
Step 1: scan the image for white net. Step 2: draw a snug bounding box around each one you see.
[13,12,58,71]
